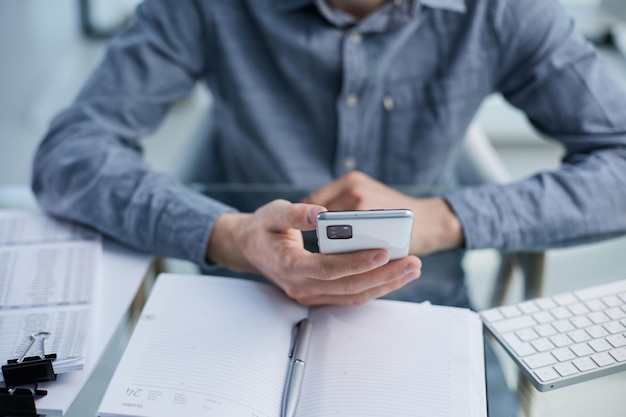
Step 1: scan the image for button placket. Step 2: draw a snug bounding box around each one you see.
[346,94,359,108]
[350,31,362,44]
[383,95,394,111]
[335,29,367,175]
[343,156,357,171]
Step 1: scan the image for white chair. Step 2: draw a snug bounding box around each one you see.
[458,123,545,307]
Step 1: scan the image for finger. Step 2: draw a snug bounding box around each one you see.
[299,267,421,306]
[312,256,421,296]
[260,200,326,232]
[289,249,391,281]
[295,256,421,298]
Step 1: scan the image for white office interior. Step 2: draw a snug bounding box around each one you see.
[1,0,626,416]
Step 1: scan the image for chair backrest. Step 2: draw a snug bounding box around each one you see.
[456,123,511,186]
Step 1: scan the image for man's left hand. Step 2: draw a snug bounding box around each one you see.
[302,171,465,255]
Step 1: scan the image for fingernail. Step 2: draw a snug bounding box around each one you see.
[373,254,388,266]
[404,265,420,275]
[307,208,319,224]
[404,266,421,281]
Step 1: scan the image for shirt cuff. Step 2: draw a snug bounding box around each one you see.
[155,186,237,268]
[444,185,522,251]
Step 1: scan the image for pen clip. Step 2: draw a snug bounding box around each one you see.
[288,320,303,358]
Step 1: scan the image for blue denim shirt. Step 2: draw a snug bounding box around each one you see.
[33,0,626,268]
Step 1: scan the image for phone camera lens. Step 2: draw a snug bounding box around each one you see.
[327,225,352,239]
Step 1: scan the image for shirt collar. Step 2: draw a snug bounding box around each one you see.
[421,0,466,13]
[275,0,466,13]
[275,0,314,12]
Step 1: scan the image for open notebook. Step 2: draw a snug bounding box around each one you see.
[97,274,487,417]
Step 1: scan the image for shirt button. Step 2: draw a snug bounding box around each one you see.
[383,95,394,111]
[346,94,359,107]
[343,157,357,171]
[350,31,362,44]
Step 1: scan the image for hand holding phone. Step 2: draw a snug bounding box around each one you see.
[316,209,414,260]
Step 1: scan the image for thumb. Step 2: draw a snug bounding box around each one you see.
[261,200,327,232]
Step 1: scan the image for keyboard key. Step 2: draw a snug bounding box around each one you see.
[602,295,622,308]
[572,357,598,372]
[516,328,539,342]
[591,352,616,367]
[534,366,559,382]
[550,307,572,320]
[607,334,626,348]
[536,298,557,310]
[588,311,610,324]
[511,342,536,357]
[605,307,626,320]
[554,362,579,377]
[552,320,575,333]
[502,332,522,346]
[585,299,607,312]
[535,324,557,337]
[609,347,626,362]
[585,325,609,339]
[500,305,522,318]
[531,338,555,352]
[571,343,594,357]
[568,302,590,316]
[524,352,557,369]
[603,321,625,334]
[518,300,540,314]
[552,347,576,362]
[481,309,504,322]
[570,316,593,329]
[619,292,626,303]
[568,329,591,343]
[492,315,537,333]
[533,311,555,324]
[550,334,573,348]
[553,293,578,306]
[588,339,612,352]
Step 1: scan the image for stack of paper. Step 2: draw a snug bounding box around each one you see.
[0,210,101,381]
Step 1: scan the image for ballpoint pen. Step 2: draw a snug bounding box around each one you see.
[281,318,313,417]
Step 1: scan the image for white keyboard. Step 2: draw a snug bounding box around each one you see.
[480,279,626,391]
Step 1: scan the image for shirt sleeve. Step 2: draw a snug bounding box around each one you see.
[32,0,232,267]
[445,0,626,251]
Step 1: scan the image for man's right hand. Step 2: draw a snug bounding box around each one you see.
[206,199,422,306]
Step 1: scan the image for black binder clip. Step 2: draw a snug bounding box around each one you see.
[0,386,47,417]
[1,332,57,416]
[2,332,57,387]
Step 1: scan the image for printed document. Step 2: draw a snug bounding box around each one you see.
[0,210,101,381]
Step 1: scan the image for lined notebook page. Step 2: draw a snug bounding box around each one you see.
[98,274,307,417]
[300,301,486,417]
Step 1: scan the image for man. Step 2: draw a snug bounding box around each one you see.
[32,0,626,414]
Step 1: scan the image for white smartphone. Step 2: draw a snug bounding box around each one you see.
[316,209,414,260]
